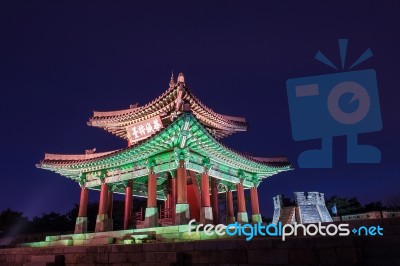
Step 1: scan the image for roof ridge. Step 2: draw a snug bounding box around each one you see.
[43,150,120,161]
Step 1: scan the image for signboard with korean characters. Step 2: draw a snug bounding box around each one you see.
[126,115,164,144]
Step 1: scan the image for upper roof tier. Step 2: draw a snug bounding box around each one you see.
[87,73,248,140]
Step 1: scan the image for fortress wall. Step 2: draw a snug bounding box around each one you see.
[0,218,399,265]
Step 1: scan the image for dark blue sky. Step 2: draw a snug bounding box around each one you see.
[0,1,399,218]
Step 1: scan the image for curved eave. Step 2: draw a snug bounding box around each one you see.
[183,86,247,132]
[38,113,291,182]
[87,81,248,140]
[185,114,292,177]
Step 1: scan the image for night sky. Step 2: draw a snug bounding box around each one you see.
[0,1,399,219]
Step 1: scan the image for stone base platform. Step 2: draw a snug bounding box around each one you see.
[20,224,206,248]
[1,235,400,265]
[0,218,398,265]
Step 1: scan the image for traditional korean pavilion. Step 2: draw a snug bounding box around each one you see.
[37,73,292,234]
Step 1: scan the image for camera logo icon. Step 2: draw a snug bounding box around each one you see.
[286,39,382,168]
[328,80,370,125]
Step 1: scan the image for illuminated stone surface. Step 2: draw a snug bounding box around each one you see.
[175,203,190,225]
[94,214,108,232]
[226,216,236,224]
[273,192,333,224]
[74,217,87,234]
[2,219,399,265]
[200,206,213,224]
[237,211,249,224]
[144,207,158,228]
[251,214,263,223]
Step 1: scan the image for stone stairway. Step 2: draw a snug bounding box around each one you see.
[278,206,295,225]
[1,218,399,265]
[19,225,198,248]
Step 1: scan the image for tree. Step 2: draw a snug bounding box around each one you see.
[364,201,385,212]
[65,202,98,232]
[28,212,71,233]
[0,208,29,236]
[386,194,400,210]
[326,196,363,216]
[326,196,391,216]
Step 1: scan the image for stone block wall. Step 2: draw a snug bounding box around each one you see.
[294,192,326,206]
[382,211,400,218]
[272,195,283,224]
[342,211,382,221]
[273,192,333,224]
[326,211,400,222]
[273,194,283,209]
[0,218,399,265]
[298,205,322,224]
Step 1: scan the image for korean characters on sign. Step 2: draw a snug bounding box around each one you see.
[127,115,163,144]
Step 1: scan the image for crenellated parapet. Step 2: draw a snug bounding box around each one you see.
[273,192,332,224]
[294,192,327,206]
[273,194,284,209]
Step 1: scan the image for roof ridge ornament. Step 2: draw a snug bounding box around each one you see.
[129,103,139,109]
[175,74,184,111]
[169,71,175,87]
[177,72,185,84]
[85,148,96,155]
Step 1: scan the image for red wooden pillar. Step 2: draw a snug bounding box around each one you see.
[164,194,170,218]
[124,141,134,229]
[201,170,211,207]
[107,189,114,231]
[200,167,213,224]
[250,187,260,214]
[123,180,133,230]
[107,190,113,218]
[95,182,109,232]
[165,194,170,209]
[175,159,190,224]
[170,176,177,222]
[145,168,158,227]
[250,186,262,223]
[98,183,108,215]
[226,189,235,224]
[176,160,187,204]
[211,177,219,224]
[236,183,249,223]
[78,187,88,217]
[75,187,89,234]
[147,173,157,208]
[236,183,246,213]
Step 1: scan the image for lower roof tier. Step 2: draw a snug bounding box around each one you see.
[37,112,292,198]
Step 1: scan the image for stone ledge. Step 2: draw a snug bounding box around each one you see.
[247,249,289,264]
[288,248,318,264]
[1,231,400,265]
[145,252,177,263]
[194,239,237,250]
[109,252,144,263]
